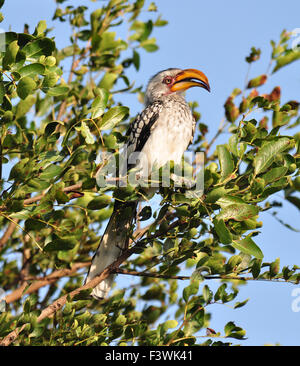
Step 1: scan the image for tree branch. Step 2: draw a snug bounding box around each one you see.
[0,242,137,346]
[0,220,18,250]
[23,182,83,205]
[3,216,159,307]
[0,211,182,345]
[0,208,176,345]
[5,262,90,304]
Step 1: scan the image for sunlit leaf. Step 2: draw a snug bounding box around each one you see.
[99,106,129,130]
[232,236,263,259]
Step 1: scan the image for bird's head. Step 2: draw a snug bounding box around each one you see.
[145,68,210,105]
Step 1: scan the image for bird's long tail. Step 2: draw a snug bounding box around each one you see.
[85,200,137,299]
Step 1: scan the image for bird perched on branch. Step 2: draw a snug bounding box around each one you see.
[85,68,210,299]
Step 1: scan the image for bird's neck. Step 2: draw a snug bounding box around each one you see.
[146,92,187,107]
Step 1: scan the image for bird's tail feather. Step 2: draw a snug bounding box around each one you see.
[85,200,137,299]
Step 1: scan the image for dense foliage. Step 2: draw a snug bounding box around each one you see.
[0,0,299,346]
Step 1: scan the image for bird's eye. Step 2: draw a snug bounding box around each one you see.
[163,77,172,85]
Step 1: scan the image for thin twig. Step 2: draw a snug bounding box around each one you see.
[205,117,228,155]
[21,182,83,206]
[166,305,204,346]
[113,269,300,286]
[113,268,190,280]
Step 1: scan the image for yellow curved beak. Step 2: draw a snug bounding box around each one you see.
[171,68,210,93]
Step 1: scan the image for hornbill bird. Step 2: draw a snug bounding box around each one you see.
[85,68,210,299]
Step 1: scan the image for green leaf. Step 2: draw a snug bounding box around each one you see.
[245,46,261,63]
[31,201,53,216]
[217,203,259,222]
[34,20,47,36]
[99,72,118,90]
[45,56,56,67]
[27,178,51,191]
[190,268,205,282]
[0,81,5,104]
[22,38,55,59]
[99,106,129,130]
[140,38,158,52]
[90,8,103,34]
[217,145,234,180]
[140,20,153,42]
[75,122,94,144]
[18,63,45,78]
[250,177,265,195]
[224,321,246,339]
[25,218,47,231]
[9,158,30,181]
[99,32,127,52]
[232,235,263,259]
[226,255,242,271]
[148,2,157,11]
[250,96,270,109]
[39,165,63,180]
[17,77,36,99]
[132,50,140,71]
[15,95,36,119]
[228,134,239,156]
[104,134,117,149]
[2,40,19,69]
[115,314,126,326]
[24,293,38,313]
[46,85,70,96]
[87,195,111,210]
[286,196,300,211]
[82,178,96,190]
[154,15,168,27]
[214,283,227,302]
[273,49,300,73]
[90,89,109,119]
[253,138,292,175]
[65,147,88,166]
[202,285,213,303]
[269,257,280,278]
[55,190,69,204]
[138,205,152,221]
[234,298,249,309]
[44,237,76,252]
[251,258,262,278]
[42,72,59,88]
[183,280,199,302]
[213,218,232,244]
[216,195,245,207]
[205,187,228,203]
[247,74,267,88]
[161,319,177,333]
[262,166,288,185]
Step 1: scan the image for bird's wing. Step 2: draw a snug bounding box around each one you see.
[126,101,163,156]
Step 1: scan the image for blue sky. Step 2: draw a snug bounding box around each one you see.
[1,0,300,346]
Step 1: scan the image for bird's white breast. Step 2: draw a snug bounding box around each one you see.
[135,101,194,179]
